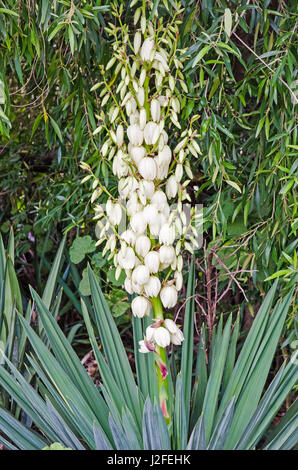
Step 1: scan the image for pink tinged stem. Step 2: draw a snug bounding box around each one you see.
[161,399,169,419]
[157,360,168,380]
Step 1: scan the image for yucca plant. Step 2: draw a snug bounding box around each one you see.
[0,262,296,450]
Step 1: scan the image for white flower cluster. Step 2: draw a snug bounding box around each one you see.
[85,4,201,350]
[139,319,184,352]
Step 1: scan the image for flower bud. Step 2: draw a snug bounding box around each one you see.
[159,223,176,245]
[127,124,143,146]
[139,180,155,199]
[160,285,178,308]
[116,124,124,147]
[166,175,178,198]
[132,265,150,285]
[137,87,145,107]
[175,163,183,182]
[151,190,167,208]
[146,326,170,348]
[130,145,146,166]
[154,52,169,71]
[132,295,151,318]
[139,108,147,129]
[118,246,136,270]
[143,203,159,224]
[140,38,155,62]
[170,328,184,346]
[151,99,161,122]
[121,229,136,246]
[144,122,160,145]
[134,31,142,54]
[107,201,122,226]
[159,245,175,265]
[164,318,179,334]
[135,235,151,257]
[144,251,160,273]
[130,211,147,234]
[139,68,146,87]
[144,275,161,298]
[124,276,134,295]
[138,157,157,180]
[174,271,183,291]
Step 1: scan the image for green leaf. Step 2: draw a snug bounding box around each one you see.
[69,236,96,264]
[180,258,195,428]
[224,9,232,37]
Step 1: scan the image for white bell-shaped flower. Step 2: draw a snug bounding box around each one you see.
[143,203,159,225]
[137,87,145,107]
[144,121,160,145]
[151,98,161,122]
[135,235,151,257]
[124,277,134,295]
[130,211,147,234]
[118,246,136,270]
[164,318,179,334]
[146,325,170,348]
[138,157,157,180]
[139,180,155,199]
[144,275,161,298]
[160,285,178,308]
[166,175,178,198]
[151,190,167,209]
[132,296,151,318]
[127,124,143,146]
[113,151,129,178]
[140,38,155,62]
[159,245,175,266]
[144,251,160,273]
[139,108,147,130]
[106,201,122,226]
[127,193,143,216]
[170,328,184,346]
[132,265,150,285]
[130,145,146,166]
[116,124,124,146]
[159,223,176,245]
[120,229,136,246]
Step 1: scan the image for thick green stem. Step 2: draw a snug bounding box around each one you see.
[151,296,170,422]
